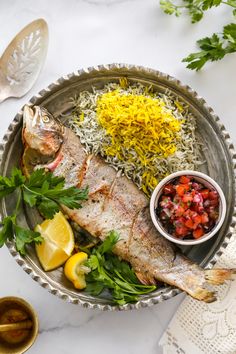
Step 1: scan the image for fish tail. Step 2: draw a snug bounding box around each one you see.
[190,288,216,303]
[188,269,235,303]
[205,268,236,285]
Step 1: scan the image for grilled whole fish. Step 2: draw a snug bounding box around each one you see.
[22,105,235,302]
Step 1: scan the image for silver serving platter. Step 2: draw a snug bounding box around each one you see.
[1,64,236,311]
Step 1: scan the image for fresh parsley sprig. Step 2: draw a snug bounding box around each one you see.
[85,231,157,305]
[0,168,88,255]
[22,169,88,218]
[160,0,236,23]
[182,23,236,70]
[159,0,236,70]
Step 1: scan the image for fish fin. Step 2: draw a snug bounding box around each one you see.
[205,268,236,285]
[135,272,156,285]
[189,269,235,302]
[190,288,216,303]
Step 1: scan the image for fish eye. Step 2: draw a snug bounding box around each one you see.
[42,116,50,123]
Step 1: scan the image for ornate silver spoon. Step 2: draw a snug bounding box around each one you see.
[0,19,48,103]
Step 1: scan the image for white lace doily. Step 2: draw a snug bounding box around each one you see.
[159,232,236,354]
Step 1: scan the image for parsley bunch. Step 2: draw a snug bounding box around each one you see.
[0,168,88,255]
[183,23,236,70]
[85,231,156,305]
[160,0,236,70]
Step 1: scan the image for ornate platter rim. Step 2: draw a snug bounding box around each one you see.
[1,63,236,311]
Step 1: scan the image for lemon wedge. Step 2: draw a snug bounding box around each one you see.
[35,212,74,271]
[64,252,90,289]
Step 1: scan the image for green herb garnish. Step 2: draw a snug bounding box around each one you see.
[182,23,236,70]
[0,168,88,255]
[160,0,226,24]
[85,231,156,305]
[159,0,236,70]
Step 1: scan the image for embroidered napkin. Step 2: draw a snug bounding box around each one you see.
[159,232,236,354]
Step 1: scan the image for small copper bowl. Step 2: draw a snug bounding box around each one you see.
[0,297,38,354]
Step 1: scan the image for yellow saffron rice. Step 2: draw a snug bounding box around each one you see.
[97,90,182,192]
[97,91,181,159]
[69,81,200,196]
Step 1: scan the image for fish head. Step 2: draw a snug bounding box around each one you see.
[23,105,64,156]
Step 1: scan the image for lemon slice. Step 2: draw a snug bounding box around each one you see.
[35,212,75,271]
[64,252,90,289]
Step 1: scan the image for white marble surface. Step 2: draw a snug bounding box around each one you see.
[0,1,236,353]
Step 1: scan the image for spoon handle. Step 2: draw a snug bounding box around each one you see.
[0,320,33,332]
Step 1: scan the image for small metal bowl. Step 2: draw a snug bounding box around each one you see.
[150,170,227,246]
[0,297,38,354]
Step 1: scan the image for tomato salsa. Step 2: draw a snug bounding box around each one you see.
[156,175,220,239]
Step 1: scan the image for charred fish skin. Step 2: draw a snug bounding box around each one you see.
[22,105,235,303]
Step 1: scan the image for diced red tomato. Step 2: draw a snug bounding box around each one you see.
[193,227,204,239]
[191,204,204,213]
[184,209,192,218]
[176,184,190,196]
[200,189,209,200]
[185,219,194,229]
[182,193,193,203]
[175,226,189,238]
[193,214,202,224]
[192,214,202,229]
[179,176,191,184]
[175,205,185,217]
[209,198,219,206]
[201,212,209,224]
[174,216,185,227]
[208,190,219,200]
[163,184,175,195]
